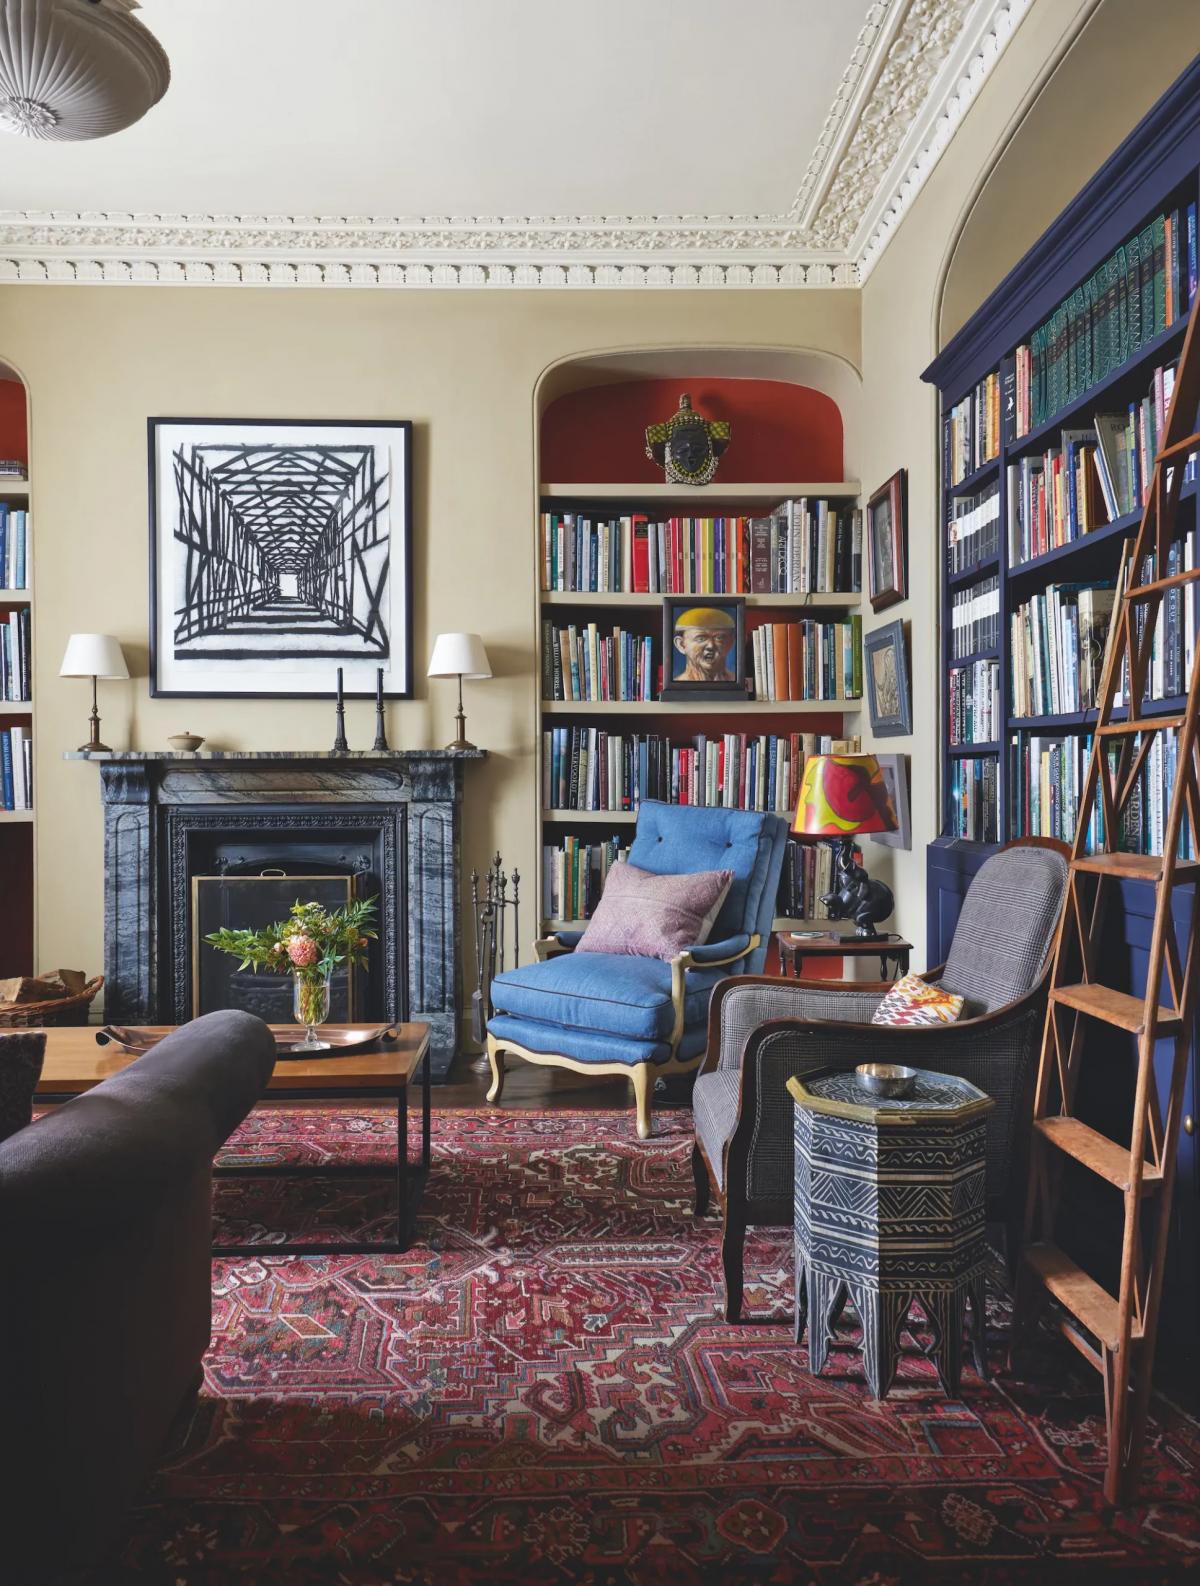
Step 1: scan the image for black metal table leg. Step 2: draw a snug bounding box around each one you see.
[421,1044,431,1169]
[396,1081,408,1249]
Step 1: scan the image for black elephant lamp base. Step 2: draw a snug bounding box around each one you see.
[819,837,895,939]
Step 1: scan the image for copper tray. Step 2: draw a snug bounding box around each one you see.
[96,1023,399,1059]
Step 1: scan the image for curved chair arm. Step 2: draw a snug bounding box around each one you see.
[724,976,1048,1221]
[700,973,891,1079]
[667,933,761,1052]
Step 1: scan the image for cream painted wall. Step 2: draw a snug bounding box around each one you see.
[0,287,860,1021]
[859,0,1200,958]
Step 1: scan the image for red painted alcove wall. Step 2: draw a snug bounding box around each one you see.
[540,377,843,483]
[0,378,28,464]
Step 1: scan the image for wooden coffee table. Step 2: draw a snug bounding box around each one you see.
[35,1023,432,1257]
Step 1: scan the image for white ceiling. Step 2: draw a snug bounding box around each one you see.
[0,0,1039,288]
[0,0,874,217]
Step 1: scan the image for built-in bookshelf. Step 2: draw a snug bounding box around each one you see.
[922,57,1200,1395]
[534,475,865,932]
[926,91,1200,863]
[0,406,33,975]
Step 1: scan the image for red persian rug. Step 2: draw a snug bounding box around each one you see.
[100,1108,1200,1586]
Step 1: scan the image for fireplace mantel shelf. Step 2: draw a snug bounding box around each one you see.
[64,748,486,762]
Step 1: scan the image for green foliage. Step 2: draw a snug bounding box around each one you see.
[204,895,379,982]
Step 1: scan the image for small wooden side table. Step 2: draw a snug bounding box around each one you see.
[787,1066,994,1399]
[777,930,913,982]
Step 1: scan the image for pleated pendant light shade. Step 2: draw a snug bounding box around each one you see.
[0,0,169,140]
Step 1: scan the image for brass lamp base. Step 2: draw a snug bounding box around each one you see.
[446,736,478,752]
[77,738,112,754]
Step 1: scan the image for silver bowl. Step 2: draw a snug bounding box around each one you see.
[855,1062,917,1099]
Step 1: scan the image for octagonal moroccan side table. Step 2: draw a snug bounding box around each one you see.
[786,1067,995,1399]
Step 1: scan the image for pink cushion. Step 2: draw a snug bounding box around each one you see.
[575,861,733,961]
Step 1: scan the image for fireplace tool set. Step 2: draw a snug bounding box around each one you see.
[470,854,520,1048]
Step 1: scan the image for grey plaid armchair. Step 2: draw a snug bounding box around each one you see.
[691,840,1069,1322]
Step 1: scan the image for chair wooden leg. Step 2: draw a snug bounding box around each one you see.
[486,1035,506,1105]
[631,1062,653,1139]
[691,1143,711,1215]
[722,1209,746,1323]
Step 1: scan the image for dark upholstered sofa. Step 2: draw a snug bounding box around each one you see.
[0,1010,275,1583]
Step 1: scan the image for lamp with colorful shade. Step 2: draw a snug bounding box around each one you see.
[793,753,898,938]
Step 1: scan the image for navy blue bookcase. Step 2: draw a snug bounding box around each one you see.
[923,55,1200,1395]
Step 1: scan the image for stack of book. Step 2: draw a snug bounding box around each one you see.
[1010,732,1099,848]
[542,835,628,922]
[945,370,1001,485]
[950,572,1000,659]
[539,499,862,595]
[0,608,30,700]
[776,838,834,922]
[948,481,1000,574]
[1006,431,1108,564]
[1115,536,1198,705]
[1009,731,1193,859]
[749,617,862,701]
[541,621,656,702]
[0,723,30,811]
[1011,202,1197,437]
[542,729,855,814]
[0,503,29,588]
[1011,582,1117,717]
[947,756,999,842]
[949,658,1000,745]
[1093,360,1198,520]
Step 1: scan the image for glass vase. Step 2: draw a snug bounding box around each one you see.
[293,973,331,1051]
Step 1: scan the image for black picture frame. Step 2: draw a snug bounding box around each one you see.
[866,468,907,612]
[148,417,414,699]
[659,595,747,701]
[864,619,912,737]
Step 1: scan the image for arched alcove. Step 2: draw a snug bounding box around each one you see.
[535,346,861,483]
[0,357,33,976]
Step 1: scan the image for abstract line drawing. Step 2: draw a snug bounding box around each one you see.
[149,420,412,698]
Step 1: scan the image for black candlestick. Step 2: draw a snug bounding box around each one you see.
[373,666,389,751]
[332,667,349,753]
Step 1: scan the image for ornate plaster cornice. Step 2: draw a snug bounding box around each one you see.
[0,0,1035,289]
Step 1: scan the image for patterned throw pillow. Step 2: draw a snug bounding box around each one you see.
[575,861,734,961]
[871,974,964,1027]
[0,1030,46,1142]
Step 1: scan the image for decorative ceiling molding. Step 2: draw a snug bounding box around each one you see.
[0,0,1034,289]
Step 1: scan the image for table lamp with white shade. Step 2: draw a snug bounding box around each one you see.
[59,633,129,753]
[428,632,491,751]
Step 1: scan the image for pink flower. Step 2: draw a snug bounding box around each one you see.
[286,935,318,968]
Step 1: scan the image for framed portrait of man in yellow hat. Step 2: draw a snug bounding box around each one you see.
[660,595,747,701]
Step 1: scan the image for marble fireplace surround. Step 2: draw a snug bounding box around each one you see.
[67,749,484,1080]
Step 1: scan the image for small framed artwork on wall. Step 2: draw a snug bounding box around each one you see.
[869,752,911,848]
[864,619,912,736]
[866,468,907,611]
[148,417,413,698]
[660,596,747,701]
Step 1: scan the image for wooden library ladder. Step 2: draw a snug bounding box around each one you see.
[1013,290,1200,1505]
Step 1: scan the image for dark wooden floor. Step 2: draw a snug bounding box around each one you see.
[437,1049,642,1111]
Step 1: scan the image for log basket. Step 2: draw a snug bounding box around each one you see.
[0,975,103,1028]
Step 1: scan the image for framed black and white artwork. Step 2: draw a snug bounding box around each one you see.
[149,418,412,698]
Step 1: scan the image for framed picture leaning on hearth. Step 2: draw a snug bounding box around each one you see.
[866,468,906,611]
[863,619,911,737]
[148,418,413,698]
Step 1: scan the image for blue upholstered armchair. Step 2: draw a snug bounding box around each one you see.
[487,802,788,1138]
